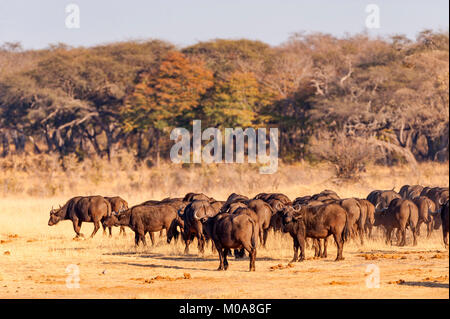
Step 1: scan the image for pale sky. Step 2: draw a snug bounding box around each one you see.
[0,0,448,49]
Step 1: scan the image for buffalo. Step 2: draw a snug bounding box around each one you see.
[356,199,375,239]
[104,196,128,236]
[102,203,177,246]
[49,195,112,238]
[439,200,449,247]
[412,196,436,237]
[281,203,350,262]
[201,212,258,271]
[374,198,418,246]
[180,200,218,254]
[338,198,366,245]
[367,189,401,210]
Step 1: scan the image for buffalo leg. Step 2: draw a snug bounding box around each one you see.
[291,236,299,262]
[184,238,191,254]
[242,242,256,272]
[217,244,225,271]
[72,219,83,238]
[444,228,449,248]
[134,232,140,246]
[366,224,373,239]
[90,221,101,238]
[296,234,306,262]
[198,235,206,254]
[149,232,155,246]
[426,222,432,238]
[140,232,147,246]
[398,228,406,246]
[385,228,392,245]
[249,248,256,271]
[333,233,344,261]
[411,225,417,246]
[119,226,126,236]
[223,248,230,270]
[358,220,365,245]
[314,239,322,258]
[321,238,328,258]
[416,220,423,236]
[262,228,269,247]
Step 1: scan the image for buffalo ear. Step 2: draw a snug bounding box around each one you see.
[293,204,301,211]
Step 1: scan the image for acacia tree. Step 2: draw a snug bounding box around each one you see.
[201,71,275,128]
[122,51,213,164]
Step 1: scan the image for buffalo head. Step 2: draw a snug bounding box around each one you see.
[281,204,302,226]
[48,205,62,226]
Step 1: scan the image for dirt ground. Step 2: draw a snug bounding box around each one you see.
[0,197,448,299]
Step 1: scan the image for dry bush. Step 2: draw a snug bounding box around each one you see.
[309,132,380,180]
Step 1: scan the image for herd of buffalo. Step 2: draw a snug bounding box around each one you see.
[48,185,449,271]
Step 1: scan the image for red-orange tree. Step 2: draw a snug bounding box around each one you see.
[122,51,213,163]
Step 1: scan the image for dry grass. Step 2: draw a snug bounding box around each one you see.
[0,157,448,298]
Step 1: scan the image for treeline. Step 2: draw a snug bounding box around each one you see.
[0,30,448,169]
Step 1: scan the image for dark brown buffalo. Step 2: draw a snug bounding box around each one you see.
[49,196,111,238]
[201,212,258,271]
[253,193,272,201]
[427,187,449,210]
[420,186,432,197]
[181,200,218,254]
[246,200,274,246]
[267,193,291,205]
[293,196,312,206]
[220,193,249,213]
[104,196,128,236]
[412,196,436,237]
[366,190,382,205]
[183,193,212,202]
[399,185,424,199]
[102,203,177,246]
[210,201,226,214]
[399,185,424,200]
[293,199,331,257]
[339,198,366,245]
[374,198,419,246]
[368,190,401,210]
[166,201,190,244]
[222,199,273,247]
[439,200,449,247]
[311,190,340,202]
[138,198,185,240]
[399,185,410,198]
[356,199,375,239]
[281,203,350,262]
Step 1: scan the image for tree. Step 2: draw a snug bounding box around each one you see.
[121,51,213,164]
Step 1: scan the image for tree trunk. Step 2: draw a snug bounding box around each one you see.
[155,130,160,167]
